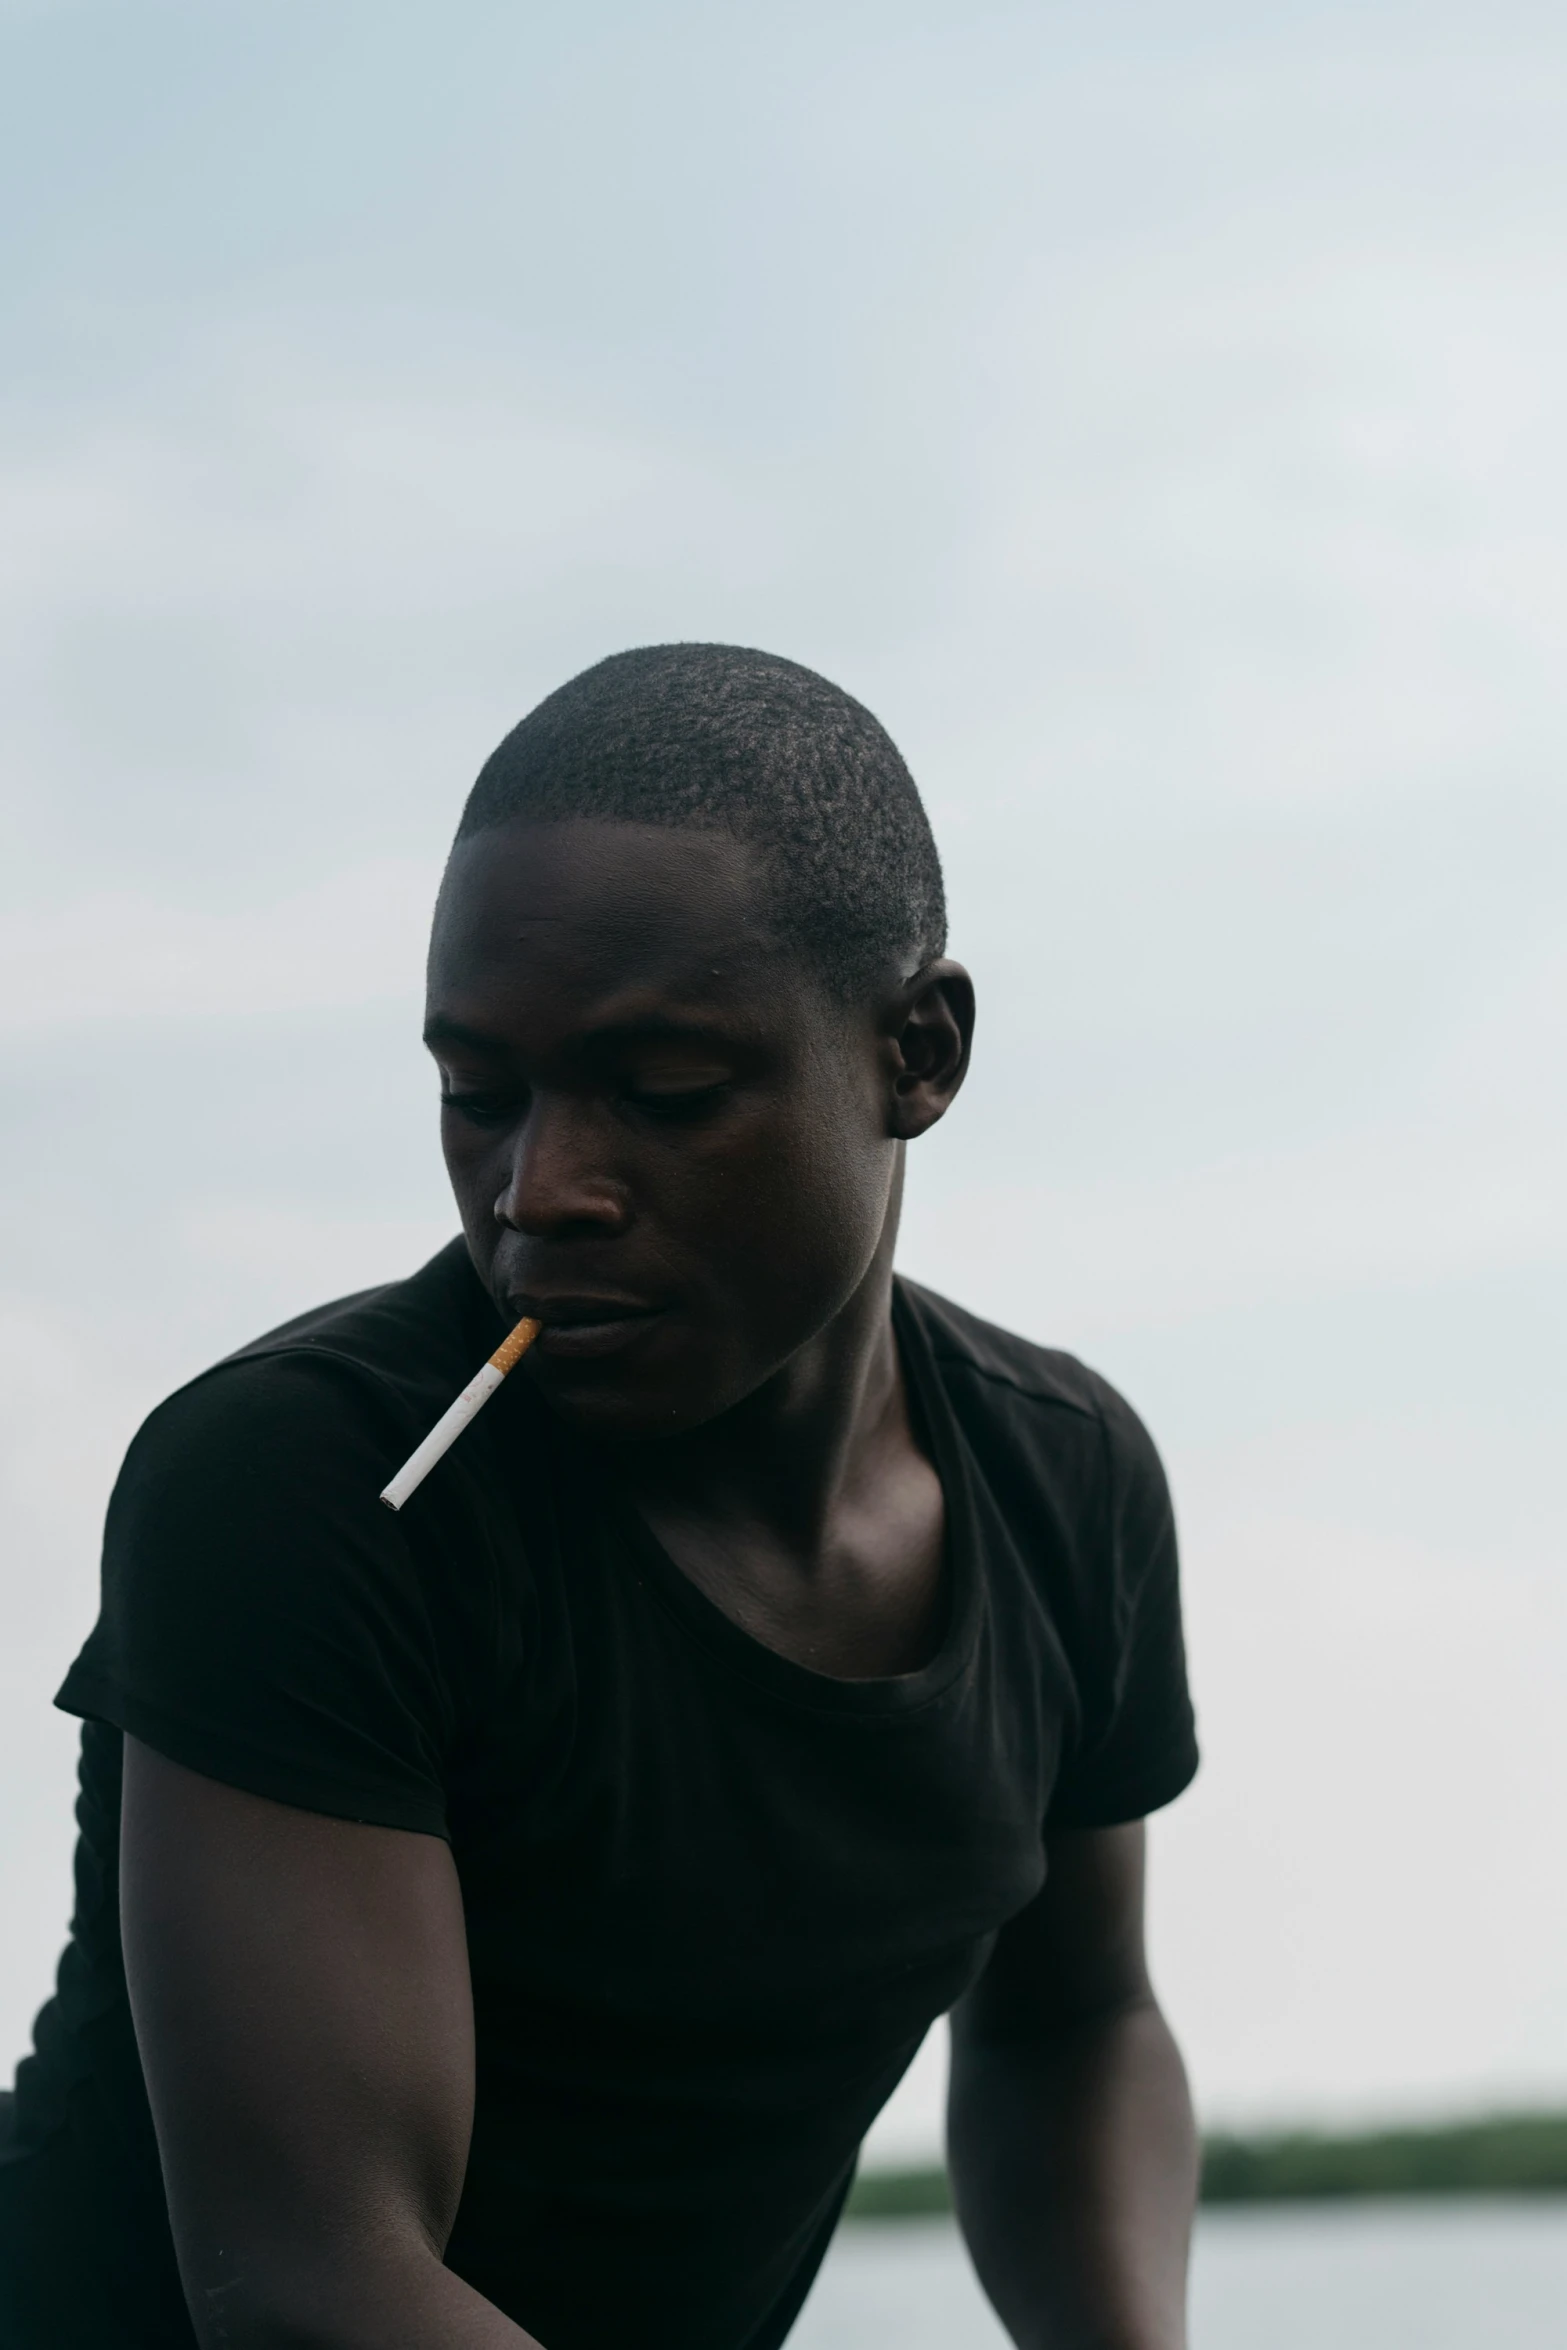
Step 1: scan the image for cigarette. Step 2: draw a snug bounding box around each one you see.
[379,1315,542,1511]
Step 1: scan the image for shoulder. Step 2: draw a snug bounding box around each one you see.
[899,1283,1195,1824]
[64,1244,503,1834]
[223,1236,495,1415]
[102,1239,527,1593]
[896,1276,1159,1475]
[125,1239,495,1482]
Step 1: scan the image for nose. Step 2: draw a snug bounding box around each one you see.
[493,1095,631,1239]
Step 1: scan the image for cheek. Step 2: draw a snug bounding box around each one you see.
[440,1122,503,1244]
[680,1105,894,1315]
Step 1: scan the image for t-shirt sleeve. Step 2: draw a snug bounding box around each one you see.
[56,1354,461,1837]
[1046,1386,1199,1830]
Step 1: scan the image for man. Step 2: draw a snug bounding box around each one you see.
[0,645,1199,2349]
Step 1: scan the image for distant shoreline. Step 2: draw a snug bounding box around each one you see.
[847,2114,1567,2218]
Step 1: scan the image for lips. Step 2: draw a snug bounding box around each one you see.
[507,1294,666,1359]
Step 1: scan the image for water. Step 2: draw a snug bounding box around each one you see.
[792,2200,1567,2348]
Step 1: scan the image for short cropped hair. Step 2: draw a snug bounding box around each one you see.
[455,644,946,996]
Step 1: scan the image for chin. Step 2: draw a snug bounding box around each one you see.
[525,1363,731,1444]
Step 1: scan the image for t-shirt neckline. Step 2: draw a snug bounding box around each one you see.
[594,1281,982,1718]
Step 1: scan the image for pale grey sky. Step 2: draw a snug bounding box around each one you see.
[3,0,1565,2157]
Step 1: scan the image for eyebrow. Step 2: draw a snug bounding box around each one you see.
[423,1014,508,1053]
[422,1012,745,1054]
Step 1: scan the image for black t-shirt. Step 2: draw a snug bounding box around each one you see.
[1,1242,1198,2350]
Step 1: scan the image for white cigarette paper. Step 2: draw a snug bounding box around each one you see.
[379,1316,542,1511]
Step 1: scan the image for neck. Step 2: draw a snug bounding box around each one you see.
[615,1181,908,1559]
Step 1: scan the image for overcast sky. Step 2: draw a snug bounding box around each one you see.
[3,0,1566,2161]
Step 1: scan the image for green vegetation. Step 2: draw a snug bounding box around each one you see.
[845,2114,1567,2220]
[1201,2114,1567,2203]
[846,2166,955,2219]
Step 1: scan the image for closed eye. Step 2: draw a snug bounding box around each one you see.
[440,1089,526,1128]
[624,1081,731,1121]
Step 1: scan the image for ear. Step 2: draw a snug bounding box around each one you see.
[884,959,975,1141]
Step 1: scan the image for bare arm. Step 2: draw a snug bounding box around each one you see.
[120,1737,544,2350]
[947,1823,1197,2350]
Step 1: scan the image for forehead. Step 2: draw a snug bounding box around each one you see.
[426,817,795,1042]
